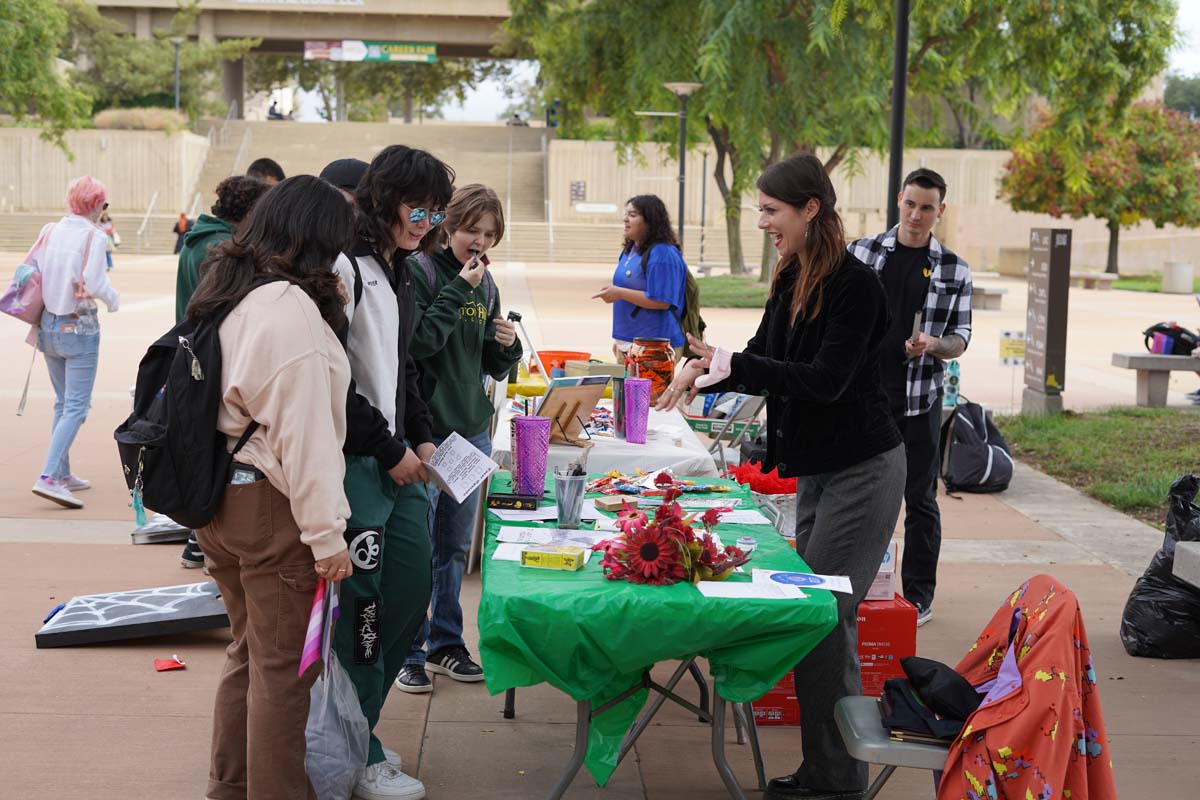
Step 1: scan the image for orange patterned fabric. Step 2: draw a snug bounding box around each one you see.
[938,574,1116,800]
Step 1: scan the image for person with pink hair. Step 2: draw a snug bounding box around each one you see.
[26,175,120,509]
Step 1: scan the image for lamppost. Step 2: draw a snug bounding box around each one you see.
[170,36,184,113]
[885,0,910,229]
[663,82,702,248]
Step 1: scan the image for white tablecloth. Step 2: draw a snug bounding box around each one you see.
[491,405,719,478]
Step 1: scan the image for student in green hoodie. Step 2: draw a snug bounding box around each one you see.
[396,184,522,693]
[174,175,270,324]
[173,174,270,571]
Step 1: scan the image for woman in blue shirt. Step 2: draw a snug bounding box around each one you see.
[593,194,687,360]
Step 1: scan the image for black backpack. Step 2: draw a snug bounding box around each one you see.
[114,284,278,529]
[939,400,1014,494]
[1142,322,1199,355]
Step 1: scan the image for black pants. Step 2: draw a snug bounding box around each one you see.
[896,405,942,609]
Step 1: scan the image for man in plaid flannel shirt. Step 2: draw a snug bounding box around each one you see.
[848,168,972,627]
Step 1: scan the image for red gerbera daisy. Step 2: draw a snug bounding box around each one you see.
[624,526,686,585]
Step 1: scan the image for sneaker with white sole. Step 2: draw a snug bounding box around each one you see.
[915,604,933,627]
[64,475,91,492]
[382,747,402,770]
[354,762,425,800]
[426,645,485,683]
[32,477,83,509]
[394,664,432,694]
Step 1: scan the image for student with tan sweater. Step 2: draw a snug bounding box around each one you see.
[186,176,356,800]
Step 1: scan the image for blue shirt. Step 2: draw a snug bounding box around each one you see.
[610,244,687,347]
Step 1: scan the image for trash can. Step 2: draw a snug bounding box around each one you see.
[1162,261,1195,294]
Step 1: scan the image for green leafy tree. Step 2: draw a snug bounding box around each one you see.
[59,0,258,120]
[1165,72,1200,119]
[505,0,1177,278]
[0,0,91,149]
[246,56,509,122]
[1002,103,1200,274]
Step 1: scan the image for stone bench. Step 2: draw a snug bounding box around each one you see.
[1175,542,1200,590]
[974,285,1007,310]
[1111,352,1200,407]
[1071,272,1118,290]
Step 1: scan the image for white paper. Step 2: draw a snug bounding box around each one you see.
[696,580,805,600]
[637,497,741,509]
[497,527,609,548]
[489,501,599,523]
[714,509,771,525]
[423,432,498,504]
[752,569,854,594]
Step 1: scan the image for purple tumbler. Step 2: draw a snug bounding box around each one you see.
[624,377,650,444]
[511,415,552,495]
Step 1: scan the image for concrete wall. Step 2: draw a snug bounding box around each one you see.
[548,140,1200,274]
[0,129,209,214]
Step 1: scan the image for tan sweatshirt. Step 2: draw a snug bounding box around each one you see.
[216,283,352,560]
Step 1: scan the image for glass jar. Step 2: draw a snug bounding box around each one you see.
[626,337,675,403]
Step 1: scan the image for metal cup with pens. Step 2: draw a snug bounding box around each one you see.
[553,463,587,529]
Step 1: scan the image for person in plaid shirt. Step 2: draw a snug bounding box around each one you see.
[848,168,972,627]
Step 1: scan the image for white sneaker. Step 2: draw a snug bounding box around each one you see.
[382,747,402,770]
[64,475,91,492]
[32,477,83,509]
[354,762,425,800]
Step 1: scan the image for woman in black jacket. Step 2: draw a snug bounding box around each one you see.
[659,153,905,800]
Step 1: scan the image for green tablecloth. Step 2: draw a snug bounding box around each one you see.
[477,474,838,785]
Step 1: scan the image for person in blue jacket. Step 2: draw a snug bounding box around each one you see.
[592,194,687,362]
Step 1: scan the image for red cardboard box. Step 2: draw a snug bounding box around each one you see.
[751,594,917,725]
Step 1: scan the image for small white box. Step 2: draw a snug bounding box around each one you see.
[865,540,898,601]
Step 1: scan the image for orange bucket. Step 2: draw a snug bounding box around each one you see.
[531,350,591,374]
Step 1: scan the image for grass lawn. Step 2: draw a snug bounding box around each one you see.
[696,275,771,308]
[1112,274,1200,293]
[995,407,1200,528]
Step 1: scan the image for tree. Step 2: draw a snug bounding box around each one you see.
[59,0,258,120]
[0,0,91,149]
[1165,72,1200,119]
[246,56,510,122]
[1002,103,1200,274]
[506,0,1177,278]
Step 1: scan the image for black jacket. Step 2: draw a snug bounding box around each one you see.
[340,237,434,468]
[711,253,900,477]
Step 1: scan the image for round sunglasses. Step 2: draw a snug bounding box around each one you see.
[402,204,446,227]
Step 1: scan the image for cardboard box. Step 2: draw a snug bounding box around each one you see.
[752,594,917,725]
[865,540,898,601]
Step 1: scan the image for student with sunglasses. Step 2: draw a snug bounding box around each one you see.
[329,145,454,800]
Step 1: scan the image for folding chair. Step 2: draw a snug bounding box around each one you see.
[834,696,949,799]
[706,394,767,474]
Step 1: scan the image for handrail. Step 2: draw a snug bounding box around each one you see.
[218,101,238,146]
[187,191,202,219]
[230,127,251,176]
[137,191,160,247]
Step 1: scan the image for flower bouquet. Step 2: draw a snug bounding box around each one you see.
[593,487,751,586]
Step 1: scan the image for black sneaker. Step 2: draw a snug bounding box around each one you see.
[426,645,485,683]
[765,774,864,800]
[916,604,933,627]
[394,664,432,694]
[181,535,204,569]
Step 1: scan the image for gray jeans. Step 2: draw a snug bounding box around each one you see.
[790,443,906,791]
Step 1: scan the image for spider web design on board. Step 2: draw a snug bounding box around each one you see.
[40,581,223,632]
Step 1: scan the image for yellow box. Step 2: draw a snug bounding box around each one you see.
[520,545,587,571]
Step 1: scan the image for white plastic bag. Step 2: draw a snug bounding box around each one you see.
[304,583,369,800]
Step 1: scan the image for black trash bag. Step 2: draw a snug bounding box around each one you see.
[1119,474,1200,659]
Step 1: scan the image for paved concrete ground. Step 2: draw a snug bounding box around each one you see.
[1,254,1197,798]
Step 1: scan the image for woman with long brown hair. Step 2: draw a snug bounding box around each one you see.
[188,174,355,800]
[658,153,905,800]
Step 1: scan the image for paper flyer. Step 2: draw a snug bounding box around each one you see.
[752,569,854,594]
[423,432,498,504]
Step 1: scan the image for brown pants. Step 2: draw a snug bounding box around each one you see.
[196,478,321,800]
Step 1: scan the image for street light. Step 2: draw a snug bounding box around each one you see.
[170,36,184,113]
[885,0,909,230]
[663,82,702,247]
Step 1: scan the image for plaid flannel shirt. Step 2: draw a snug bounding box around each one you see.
[849,226,972,416]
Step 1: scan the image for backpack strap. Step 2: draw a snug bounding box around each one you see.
[414,250,497,312]
[230,420,260,457]
[343,251,363,308]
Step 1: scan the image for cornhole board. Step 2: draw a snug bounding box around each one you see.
[130,513,193,545]
[35,581,229,649]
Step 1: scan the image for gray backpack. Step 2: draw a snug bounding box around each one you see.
[411,251,497,312]
[939,401,1014,494]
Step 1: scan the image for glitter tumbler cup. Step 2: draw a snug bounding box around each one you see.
[624,378,650,444]
[511,415,552,495]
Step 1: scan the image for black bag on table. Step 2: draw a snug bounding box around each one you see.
[939,400,1014,494]
[1120,474,1200,659]
[113,282,279,529]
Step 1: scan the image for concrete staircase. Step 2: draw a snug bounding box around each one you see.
[0,212,180,256]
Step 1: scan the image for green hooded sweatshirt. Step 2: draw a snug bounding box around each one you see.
[174,214,234,323]
[409,246,523,439]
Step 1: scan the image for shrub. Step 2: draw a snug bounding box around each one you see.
[93,108,187,131]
